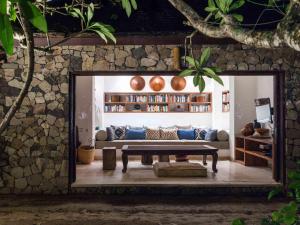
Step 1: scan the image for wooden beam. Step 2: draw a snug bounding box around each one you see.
[34,33,236,46]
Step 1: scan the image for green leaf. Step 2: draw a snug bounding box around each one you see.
[0,14,13,55]
[9,5,16,22]
[130,0,137,10]
[205,6,218,12]
[198,76,206,92]
[20,1,48,33]
[199,48,211,66]
[232,13,244,22]
[208,0,216,8]
[92,29,108,43]
[268,187,282,200]
[184,56,199,68]
[122,0,132,17]
[86,3,94,26]
[178,69,195,77]
[0,0,7,14]
[232,218,246,225]
[203,67,224,85]
[193,75,200,87]
[229,0,245,11]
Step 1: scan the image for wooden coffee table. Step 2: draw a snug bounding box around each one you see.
[121,145,218,173]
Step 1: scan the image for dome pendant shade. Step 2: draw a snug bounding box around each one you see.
[130,76,145,91]
[171,76,186,91]
[149,76,165,91]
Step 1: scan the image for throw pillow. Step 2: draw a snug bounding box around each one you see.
[205,129,218,141]
[111,125,126,140]
[146,128,160,140]
[194,128,202,140]
[217,130,229,141]
[106,127,115,141]
[177,129,195,140]
[160,128,179,140]
[95,130,107,141]
[125,129,146,140]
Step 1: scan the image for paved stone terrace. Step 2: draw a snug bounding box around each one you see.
[0,195,286,225]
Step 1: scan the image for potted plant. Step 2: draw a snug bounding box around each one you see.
[77,138,95,164]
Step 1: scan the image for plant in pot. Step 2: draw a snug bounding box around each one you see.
[77,138,95,164]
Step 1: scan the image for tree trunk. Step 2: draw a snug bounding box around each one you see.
[0,3,35,135]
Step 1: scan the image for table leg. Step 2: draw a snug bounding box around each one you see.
[202,155,207,165]
[122,153,128,173]
[212,152,218,173]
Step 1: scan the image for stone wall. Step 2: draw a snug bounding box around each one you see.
[0,44,299,194]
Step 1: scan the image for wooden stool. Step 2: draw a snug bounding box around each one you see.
[102,147,116,170]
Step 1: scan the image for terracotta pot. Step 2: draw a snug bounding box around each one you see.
[77,146,95,164]
[149,76,165,91]
[130,76,145,91]
[171,76,186,91]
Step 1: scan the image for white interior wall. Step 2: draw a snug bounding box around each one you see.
[75,76,95,146]
[94,75,230,129]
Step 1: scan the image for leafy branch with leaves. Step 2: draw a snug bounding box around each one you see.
[179,48,223,92]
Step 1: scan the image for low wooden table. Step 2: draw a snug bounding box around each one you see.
[121,145,218,173]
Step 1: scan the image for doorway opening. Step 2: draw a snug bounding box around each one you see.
[69,71,285,191]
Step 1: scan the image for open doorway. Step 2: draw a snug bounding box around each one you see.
[69,71,285,189]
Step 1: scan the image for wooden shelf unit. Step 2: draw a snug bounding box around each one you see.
[104,92,212,113]
[222,90,230,112]
[235,135,273,167]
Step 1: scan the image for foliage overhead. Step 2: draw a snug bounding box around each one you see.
[179,48,223,92]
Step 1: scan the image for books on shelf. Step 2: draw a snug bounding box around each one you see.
[147,105,168,112]
[125,95,147,103]
[190,104,211,112]
[148,94,168,103]
[222,91,230,102]
[169,95,189,103]
[104,105,125,112]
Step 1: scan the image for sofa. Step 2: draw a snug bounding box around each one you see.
[95,125,230,150]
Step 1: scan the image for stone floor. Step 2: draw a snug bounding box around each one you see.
[73,160,277,187]
[0,195,286,225]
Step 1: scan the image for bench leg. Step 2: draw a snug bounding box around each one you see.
[202,155,207,165]
[212,152,218,173]
[122,153,128,173]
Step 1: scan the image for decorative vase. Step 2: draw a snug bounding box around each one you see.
[130,76,145,91]
[149,76,165,91]
[171,76,186,91]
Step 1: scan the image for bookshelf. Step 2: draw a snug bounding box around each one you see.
[104,92,212,113]
[222,90,230,112]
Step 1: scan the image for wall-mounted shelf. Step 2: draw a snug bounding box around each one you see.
[104,92,212,113]
[222,90,230,112]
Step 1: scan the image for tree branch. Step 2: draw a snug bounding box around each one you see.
[0,3,35,135]
[168,0,300,51]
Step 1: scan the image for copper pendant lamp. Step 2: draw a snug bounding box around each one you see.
[149,76,165,91]
[130,76,145,91]
[171,76,186,91]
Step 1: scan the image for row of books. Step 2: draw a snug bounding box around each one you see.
[169,95,190,103]
[190,105,211,112]
[125,95,147,102]
[104,105,125,112]
[222,92,230,102]
[223,104,230,112]
[148,94,168,103]
[147,105,169,112]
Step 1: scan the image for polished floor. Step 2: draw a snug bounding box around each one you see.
[73,159,278,187]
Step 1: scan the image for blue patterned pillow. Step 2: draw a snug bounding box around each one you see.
[125,129,146,140]
[205,129,218,141]
[194,128,207,140]
[177,129,195,140]
[111,125,126,140]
